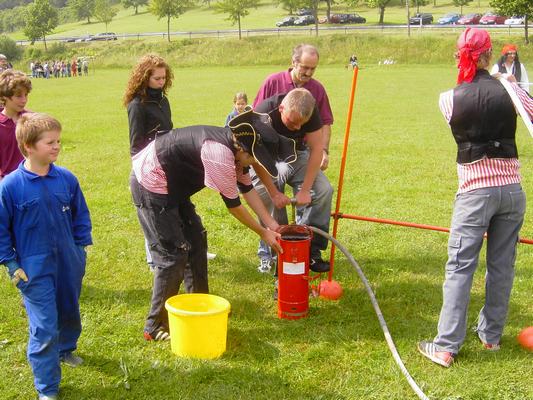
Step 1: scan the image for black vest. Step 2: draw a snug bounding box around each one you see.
[450,70,517,164]
[155,126,235,204]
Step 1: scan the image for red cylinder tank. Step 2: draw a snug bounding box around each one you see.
[277,225,312,320]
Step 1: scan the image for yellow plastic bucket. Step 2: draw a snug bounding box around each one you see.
[165,293,231,359]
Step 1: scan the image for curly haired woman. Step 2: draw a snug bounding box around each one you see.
[123,54,173,156]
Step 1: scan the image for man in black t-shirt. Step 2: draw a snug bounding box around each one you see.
[252,88,333,273]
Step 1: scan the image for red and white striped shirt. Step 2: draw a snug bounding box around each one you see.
[439,81,533,193]
[132,140,250,200]
[132,141,168,194]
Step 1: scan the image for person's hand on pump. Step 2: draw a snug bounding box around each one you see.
[261,228,282,254]
[6,260,28,286]
[295,188,312,206]
[272,190,291,209]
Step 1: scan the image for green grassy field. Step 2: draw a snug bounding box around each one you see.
[0,62,532,399]
[7,0,510,41]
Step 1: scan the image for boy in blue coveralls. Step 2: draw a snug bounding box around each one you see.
[0,113,92,400]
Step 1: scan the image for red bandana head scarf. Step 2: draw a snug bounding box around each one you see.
[456,28,492,85]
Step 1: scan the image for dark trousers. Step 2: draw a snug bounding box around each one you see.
[130,176,208,334]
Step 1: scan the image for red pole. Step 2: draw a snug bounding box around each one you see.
[335,213,533,245]
[328,66,359,280]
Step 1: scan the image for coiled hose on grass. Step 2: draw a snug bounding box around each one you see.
[308,226,430,400]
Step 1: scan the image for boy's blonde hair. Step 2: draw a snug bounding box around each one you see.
[0,70,32,105]
[16,113,61,157]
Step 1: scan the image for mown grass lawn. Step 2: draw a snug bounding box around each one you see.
[0,63,532,399]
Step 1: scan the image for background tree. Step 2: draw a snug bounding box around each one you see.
[297,0,319,36]
[452,0,472,15]
[122,0,147,14]
[410,0,428,14]
[0,34,23,61]
[366,0,394,24]
[490,0,532,44]
[277,0,302,15]
[94,0,116,30]
[214,0,258,40]
[0,6,26,32]
[68,0,95,23]
[149,0,194,42]
[23,0,58,49]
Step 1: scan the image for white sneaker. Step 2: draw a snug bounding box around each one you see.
[258,259,272,273]
[207,252,217,260]
[39,395,58,400]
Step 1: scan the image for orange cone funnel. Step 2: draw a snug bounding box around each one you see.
[318,279,343,300]
[517,326,533,351]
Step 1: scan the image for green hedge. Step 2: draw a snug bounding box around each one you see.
[16,32,533,68]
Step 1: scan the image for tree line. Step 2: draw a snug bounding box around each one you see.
[8,0,533,47]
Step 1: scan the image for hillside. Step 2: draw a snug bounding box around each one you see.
[5,0,510,41]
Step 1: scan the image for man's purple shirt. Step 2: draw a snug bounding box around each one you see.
[253,69,334,125]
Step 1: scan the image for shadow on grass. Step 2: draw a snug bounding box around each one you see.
[60,353,345,400]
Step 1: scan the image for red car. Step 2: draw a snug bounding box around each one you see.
[457,13,482,25]
[479,13,507,25]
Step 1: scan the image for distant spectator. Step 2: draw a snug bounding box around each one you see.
[77,59,82,76]
[0,54,11,73]
[348,54,358,69]
[224,92,247,126]
[490,44,529,93]
[82,59,89,76]
[71,59,77,77]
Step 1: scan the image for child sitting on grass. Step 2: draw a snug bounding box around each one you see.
[0,70,32,181]
[0,113,92,400]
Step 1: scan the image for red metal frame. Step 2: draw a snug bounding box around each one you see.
[327,66,533,281]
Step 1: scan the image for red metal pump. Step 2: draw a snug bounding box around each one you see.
[277,224,313,320]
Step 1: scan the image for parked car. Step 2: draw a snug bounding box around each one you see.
[479,12,506,25]
[409,13,433,25]
[296,8,313,16]
[329,13,366,24]
[86,32,118,41]
[438,13,461,25]
[294,15,315,25]
[276,16,297,27]
[75,35,93,42]
[504,15,525,25]
[457,13,482,25]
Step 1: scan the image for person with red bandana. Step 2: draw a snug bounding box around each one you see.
[418,28,533,368]
[490,44,529,93]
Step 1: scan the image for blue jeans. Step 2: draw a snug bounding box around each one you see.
[434,184,526,354]
[253,149,333,261]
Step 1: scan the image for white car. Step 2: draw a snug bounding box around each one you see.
[504,16,525,25]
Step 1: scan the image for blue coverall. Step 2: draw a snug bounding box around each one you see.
[0,162,92,397]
